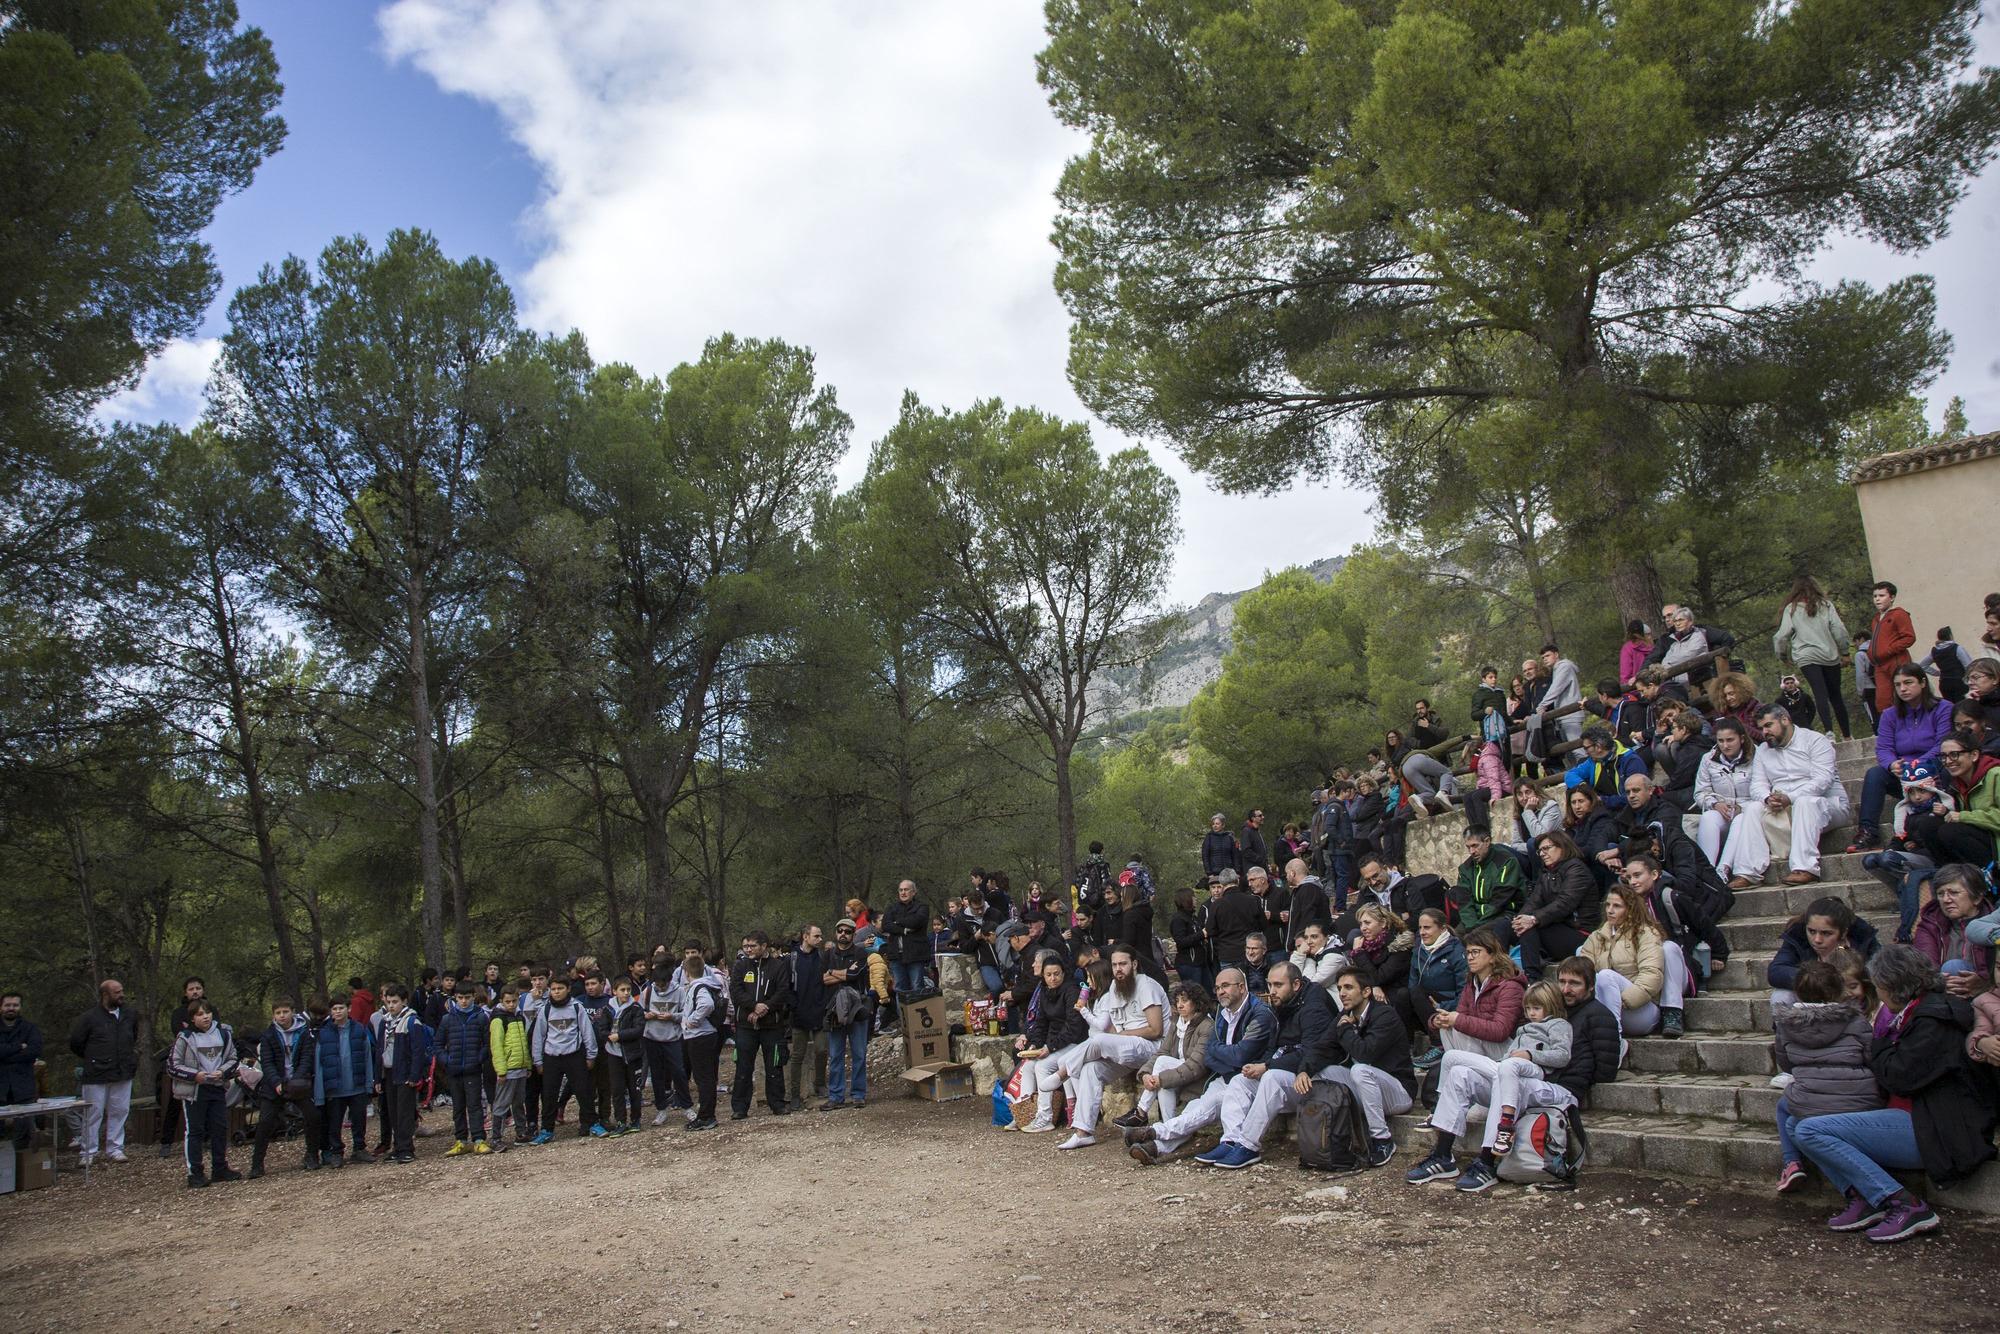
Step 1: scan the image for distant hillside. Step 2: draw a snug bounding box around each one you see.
[1089,555,1347,720]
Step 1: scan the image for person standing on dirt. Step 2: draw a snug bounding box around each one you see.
[787,924,830,1111]
[0,991,44,1151]
[70,977,140,1167]
[820,920,872,1110]
[729,933,793,1120]
[677,943,724,1131]
[882,880,933,1001]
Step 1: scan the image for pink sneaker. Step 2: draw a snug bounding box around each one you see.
[1775,1160,1806,1193]
[1828,1190,1887,1232]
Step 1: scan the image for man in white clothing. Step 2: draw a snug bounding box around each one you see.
[1743,702,1849,885]
[1539,644,1584,745]
[1056,944,1165,1149]
[1126,968,1275,1163]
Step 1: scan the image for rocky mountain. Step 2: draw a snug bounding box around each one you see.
[1089,555,1347,721]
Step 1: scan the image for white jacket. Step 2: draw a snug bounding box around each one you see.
[1693,747,1757,812]
[1748,726,1848,812]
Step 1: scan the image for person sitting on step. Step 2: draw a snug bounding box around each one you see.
[1010,952,1091,1133]
[1771,960,1882,1196]
[1125,968,1274,1164]
[1405,977,1574,1193]
[1052,944,1167,1150]
[1190,962,1343,1171]
[1112,981,1214,1134]
[1769,896,1882,1007]
[1579,880,1686,1040]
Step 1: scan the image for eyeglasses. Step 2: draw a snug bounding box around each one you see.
[1939,749,1970,760]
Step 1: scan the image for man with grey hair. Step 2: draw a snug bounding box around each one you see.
[1193,961,1342,1170]
[1207,868,1263,967]
[1125,967,1274,1164]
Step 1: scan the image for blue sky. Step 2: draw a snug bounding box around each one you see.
[105,1,2000,607]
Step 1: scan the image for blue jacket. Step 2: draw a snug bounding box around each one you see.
[314,1018,375,1103]
[1409,935,1468,1009]
[1202,995,1277,1077]
[435,1001,489,1076]
[1768,917,1883,991]
[1565,746,1649,810]
[377,1012,435,1085]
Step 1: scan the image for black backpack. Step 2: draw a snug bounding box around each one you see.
[1296,1077,1369,1173]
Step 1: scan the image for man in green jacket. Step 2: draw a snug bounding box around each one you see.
[1454,824,1525,944]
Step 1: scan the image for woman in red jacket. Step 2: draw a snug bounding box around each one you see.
[1431,928,1525,1060]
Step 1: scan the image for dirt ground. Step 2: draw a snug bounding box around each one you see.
[2,1097,1997,1332]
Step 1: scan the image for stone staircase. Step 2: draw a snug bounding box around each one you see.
[1384,736,2000,1211]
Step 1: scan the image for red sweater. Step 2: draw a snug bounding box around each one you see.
[1453,974,1525,1044]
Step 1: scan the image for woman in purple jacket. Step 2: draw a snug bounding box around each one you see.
[1850,665,1954,853]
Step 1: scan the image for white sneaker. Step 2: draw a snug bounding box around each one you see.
[105,1150,128,1163]
[1019,1112,1056,1133]
[652,1110,671,1127]
[1057,1131,1097,1151]
[78,1153,96,1169]
[1769,1072,1795,1090]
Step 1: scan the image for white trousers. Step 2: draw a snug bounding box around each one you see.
[1696,809,1735,868]
[1722,792,1848,877]
[1154,1075,1232,1154]
[1220,1068,1316,1151]
[1014,1046,1074,1103]
[1317,1063,1413,1140]
[1061,1033,1158,1132]
[1594,940,1687,1036]
[1136,1052,1188,1120]
[80,1080,133,1157]
[1430,1053,1575,1149]
[1438,1026,1513,1060]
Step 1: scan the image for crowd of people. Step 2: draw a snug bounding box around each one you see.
[11,584,1999,1240]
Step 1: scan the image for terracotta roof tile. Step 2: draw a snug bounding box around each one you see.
[1853,430,2000,483]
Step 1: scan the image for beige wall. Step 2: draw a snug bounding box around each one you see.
[1855,454,2000,653]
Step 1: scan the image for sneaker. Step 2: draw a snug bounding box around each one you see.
[686,1117,717,1132]
[1365,1137,1397,1168]
[1128,1142,1161,1166]
[818,1099,847,1112]
[1776,1160,1806,1193]
[186,1174,209,1189]
[1412,1047,1443,1070]
[1056,1131,1098,1150]
[853,1098,866,1109]
[157,1143,175,1159]
[473,1140,492,1155]
[1828,1190,1888,1232]
[1866,1196,1939,1243]
[491,1139,510,1154]
[1193,1142,1233,1166]
[1213,1142,1261,1171]
[1845,830,1881,854]
[105,1149,128,1164]
[247,1164,265,1180]
[529,1130,555,1147]
[326,1153,345,1170]
[1769,1072,1795,1090]
[1659,1008,1684,1039]
[1453,1160,1498,1193]
[1405,1151,1458,1184]
[392,1153,415,1164]
[79,1153,96,1169]
[445,1140,468,1157]
[1111,1109,1149,1129]
[303,1154,321,1171]
[1019,1113,1055,1134]
[1121,1124,1157,1146]
[588,1123,610,1138]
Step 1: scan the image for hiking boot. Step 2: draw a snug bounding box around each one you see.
[1128,1141,1161,1166]
[1659,1008,1684,1039]
[1845,830,1882,854]
[1453,1159,1498,1193]
[1776,1160,1806,1193]
[303,1152,321,1171]
[186,1174,209,1189]
[817,1099,847,1112]
[1828,1190,1887,1232]
[1405,1151,1457,1184]
[1866,1196,1939,1243]
[1121,1123,1156,1146]
[247,1164,264,1180]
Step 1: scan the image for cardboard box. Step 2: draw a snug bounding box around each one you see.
[900,996,947,1037]
[900,1062,976,1102]
[902,1031,951,1068]
[15,1145,53,1192]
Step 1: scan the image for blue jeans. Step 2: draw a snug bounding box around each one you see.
[979,965,1003,998]
[1330,851,1356,911]
[891,961,926,994]
[1793,1108,1922,1206]
[1858,765,1902,835]
[1775,1096,1798,1165]
[826,1018,870,1104]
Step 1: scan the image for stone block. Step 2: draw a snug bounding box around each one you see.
[1933,1161,2000,1214]
[1693,1037,1775,1076]
[1657,1082,1743,1121]
[952,1034,1016,1095]
[1682,996,1754,1031]
[1583,1125,1644,1169]
[866,1033,912,1098]
[1737,1086,1783,1123]
[1638,1129,1731,1179]
[1721,917,1787,951]
[1586,1082,1661,1116]
[1624,1039,1701,1075]
[936,953,984,1018]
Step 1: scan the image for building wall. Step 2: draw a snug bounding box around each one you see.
[1855,454,2000,653]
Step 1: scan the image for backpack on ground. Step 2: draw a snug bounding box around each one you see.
[1296,1077,1369,1173]
[1495,1104,1588,1187]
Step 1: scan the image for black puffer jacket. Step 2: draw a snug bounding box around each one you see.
[1201,830,1239,877]
[1870,992,2000,1187]
[1553,997,1621,1101]
[1024,981,1088,1051]
[1520,857,1600,935]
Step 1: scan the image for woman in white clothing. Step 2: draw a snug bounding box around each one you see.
[1693,718,1760,885]
[1290,923,1345,988]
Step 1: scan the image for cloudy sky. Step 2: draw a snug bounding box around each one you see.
[105,1,2000,607]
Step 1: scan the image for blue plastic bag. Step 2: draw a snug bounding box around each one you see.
[991,1080,1014,1128]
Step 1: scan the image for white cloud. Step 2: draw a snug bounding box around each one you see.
[377,0,1374,607]
[95,336,222,430]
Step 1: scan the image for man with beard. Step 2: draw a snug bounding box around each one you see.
[1193,961,1339,1170]
[1053,944,1167,1150]
[1124,967,1274,1164]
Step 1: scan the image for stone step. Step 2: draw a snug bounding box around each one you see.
[1726,878,1893,918]
[1708,952,1777,992]
[1381,1107,2000,1212]
[1586,1071,1783,1124]
[1625,1029,1775,1076]
[1718,915,1791,951]
[1833,736,1876,762]
[1681,992,1773,1031]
